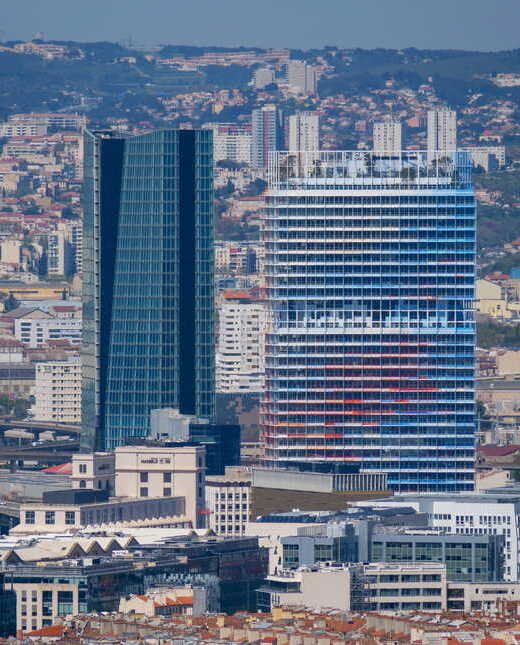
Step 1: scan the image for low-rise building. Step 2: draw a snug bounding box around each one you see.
[206,467,251,536]
[119,586,207,617]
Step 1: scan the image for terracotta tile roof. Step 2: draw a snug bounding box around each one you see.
[26,624,64,637]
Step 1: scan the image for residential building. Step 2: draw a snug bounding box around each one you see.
[287,60,317,95]
[253,67,275,89]
[202,123,252,164]
[427,109,457,155]
[82,129,215,451]
[288,111,319,152]
[0,239,23,266]
[7,112,87,131]
[14,316,82,348]
[0,123,47,137]
[462,146,506,172]
[251,105,282,169]
[119,586,207,617]
[70,224,83,274]
[262,150,476,492]
[216,290,265,393]
[372,120,402,153]
[47,230,74,277]
[30,358,81,423]
[114,444,206,527]
[205,467,251,536]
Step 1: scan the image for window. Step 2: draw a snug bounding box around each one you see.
[163,472,172,483]
[140,472,148,483]
[78,463,87,473]
[45,511,55,525]
[79,480,86,489]
[163,488,171,497]
[140,487,148,497]
[25,511,35,525]
[65,511,76,525]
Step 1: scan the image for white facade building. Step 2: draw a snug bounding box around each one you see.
[373,120,402,153]
[216,292,265,393]
[288,112,319,152]
[206,467,251,536]
[0,123,47,137]
[70,224,83,273]
[427,109,457,154]
[15,317,82,348]
[253,67,275,89]
[287,60,317,95]
[203,124,252,164]
[47,230,74,277]
[30,359,81,423]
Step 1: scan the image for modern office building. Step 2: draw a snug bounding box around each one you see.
[373,120,402,153]
[262,150,476,492]
[251,105,282,169]
[427,109,457,156]
[82,129,215,451]
[288,111,320,152]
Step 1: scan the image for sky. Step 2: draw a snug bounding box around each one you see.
[2,0,520,51]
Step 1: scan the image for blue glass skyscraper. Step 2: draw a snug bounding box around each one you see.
[82,129,215,451]
[262,150,475,492]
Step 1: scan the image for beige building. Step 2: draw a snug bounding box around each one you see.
[114,444,207,528]
[14,492,187,534]
[119,586,207,617]
[496,350,520,377]
[71,452,115,493]
[365,562,447,612]
[0,239,23,266]
[206,467,251,536]
[476,278,511,319]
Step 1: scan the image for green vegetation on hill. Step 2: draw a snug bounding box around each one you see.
[480,253,520,277]
[477,319,520,349]
[478,205,520,250]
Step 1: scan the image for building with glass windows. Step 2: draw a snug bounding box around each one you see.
[82,129,215,451]
[262,150,476,492]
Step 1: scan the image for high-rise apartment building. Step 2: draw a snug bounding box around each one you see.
[253,67,275,90]
[287,60,317,95]
[262,150,476,493]
[373,120,402,153]
[288,112,320,152]
[427,109,457,155]
[82,129,215,451]
[47,228,74,277]
[251,105,282,169]
[202,123,252,164]
[216,290,266,393]
[30,358,82,423]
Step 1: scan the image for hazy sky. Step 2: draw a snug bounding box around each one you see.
[2,0,520,51]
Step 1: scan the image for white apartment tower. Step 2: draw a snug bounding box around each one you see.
[253,67,275,90]
[47,229,74,277]
[373,120,402,153]
[287,60,317,95]
[216,291,265,393]
[427,109,457,155]
[289,112,320,152]
[30,359,82,423]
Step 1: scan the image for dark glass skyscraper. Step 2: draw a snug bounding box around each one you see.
[82,129,215,451]
[262,150,475,493]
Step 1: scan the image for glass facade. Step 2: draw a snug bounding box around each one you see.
[262,151,476,492]
[82,130,215,451]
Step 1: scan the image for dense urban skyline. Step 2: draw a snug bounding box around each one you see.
[2,0,520,51]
